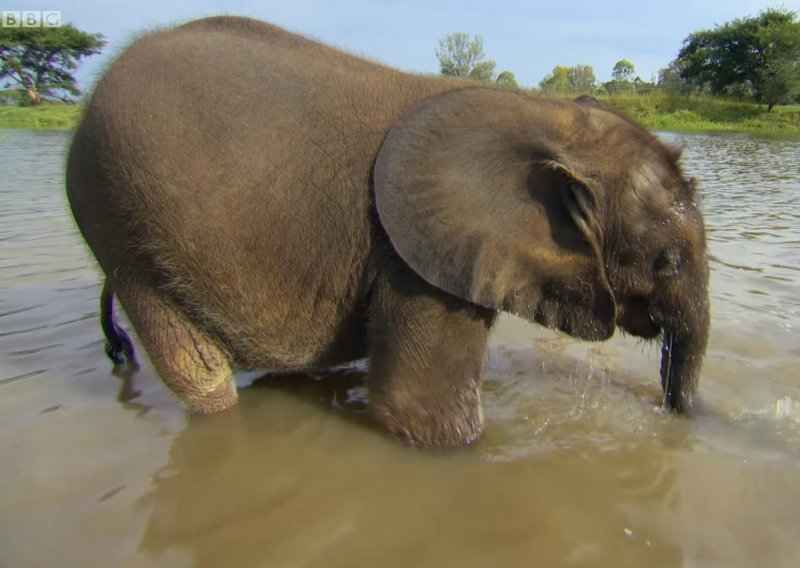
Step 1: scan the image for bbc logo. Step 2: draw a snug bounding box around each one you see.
[2,10,62,27]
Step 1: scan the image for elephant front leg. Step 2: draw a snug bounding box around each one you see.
[367,262,497,448]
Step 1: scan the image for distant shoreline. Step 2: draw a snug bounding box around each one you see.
[2,97,799,138]
[0,104,83,131]
[598,93,800,138]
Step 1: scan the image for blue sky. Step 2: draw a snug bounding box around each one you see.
[40,0,800,90]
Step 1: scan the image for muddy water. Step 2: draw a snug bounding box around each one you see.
[1,128,798,567]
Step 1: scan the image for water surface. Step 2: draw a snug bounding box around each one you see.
[1,129,798,567]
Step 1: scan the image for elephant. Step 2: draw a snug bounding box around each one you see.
[66,16,710,447]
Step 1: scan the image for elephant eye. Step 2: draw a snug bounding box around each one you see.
[654,249,681,277]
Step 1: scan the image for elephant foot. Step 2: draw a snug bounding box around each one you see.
[371,383,485,448]
[182,373,239,414]
[114,277,238,414]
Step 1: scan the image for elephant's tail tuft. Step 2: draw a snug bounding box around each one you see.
[100,281,136,366]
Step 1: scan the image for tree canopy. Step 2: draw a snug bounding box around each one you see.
[436,32,496,81]
[677,8,800,110]
[600,60,658,94]
[657,60,689,91]
[495,70,518,88]
[539,65,570,92]
[567,64,596,92]
[539,64,596,93]
[0,24,105,105]
[435,8,800,109]
[612,59,636,82]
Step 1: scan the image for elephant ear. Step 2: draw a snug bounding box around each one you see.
[374,87,616,340]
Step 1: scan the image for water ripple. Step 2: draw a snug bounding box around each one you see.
[0,369,46,386]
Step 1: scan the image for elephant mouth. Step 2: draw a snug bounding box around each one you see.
[617,297,661,338]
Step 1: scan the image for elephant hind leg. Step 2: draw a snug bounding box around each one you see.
[100,280,136,366]
[114,277,238,414]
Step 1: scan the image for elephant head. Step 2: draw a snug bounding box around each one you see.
[374,88,709,411]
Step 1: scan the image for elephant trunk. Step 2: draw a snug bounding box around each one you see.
[658,273,710,412]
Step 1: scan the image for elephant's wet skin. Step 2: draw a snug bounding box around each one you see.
[66,16,710,448]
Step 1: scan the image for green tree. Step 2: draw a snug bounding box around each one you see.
[539,65,570,93]
[540,64,596,93]
[756,16,800,110]
[0,24,104,105]
[758,59,800,110]
[677,8,800,110]
[657,60,693,93]
[436,33,496,81]
[495,70,518,88]
[612,59,635,82]
[567,64,596,92]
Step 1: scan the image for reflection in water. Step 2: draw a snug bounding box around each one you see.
[137,372,687,567]
[1,129,799,567]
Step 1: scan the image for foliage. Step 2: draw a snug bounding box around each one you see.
[676,8,800,110]
[601,77,656,96]
[598,92,800,135]
[612,59,635,82]
[436,33,496,81]
[756,20,800,110]
[599,60,659,95]
[567,64,596,92]
[0,24,104,106]
[540,64,596,93]
[657,60,695,94]
[758,59,800,110]
[495,70,518,88]
[539,65,570,92]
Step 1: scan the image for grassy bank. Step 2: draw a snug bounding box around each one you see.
[0,103,82,130]
[598,93,800,137]
[2,95,799,137]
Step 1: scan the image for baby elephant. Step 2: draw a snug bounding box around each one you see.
[67,16,709,447]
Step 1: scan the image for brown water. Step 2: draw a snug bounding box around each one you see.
[1,128,798,567]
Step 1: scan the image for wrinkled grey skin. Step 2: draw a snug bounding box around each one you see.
[66,17,709,447]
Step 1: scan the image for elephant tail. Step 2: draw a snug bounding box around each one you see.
[100,280,136,366]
